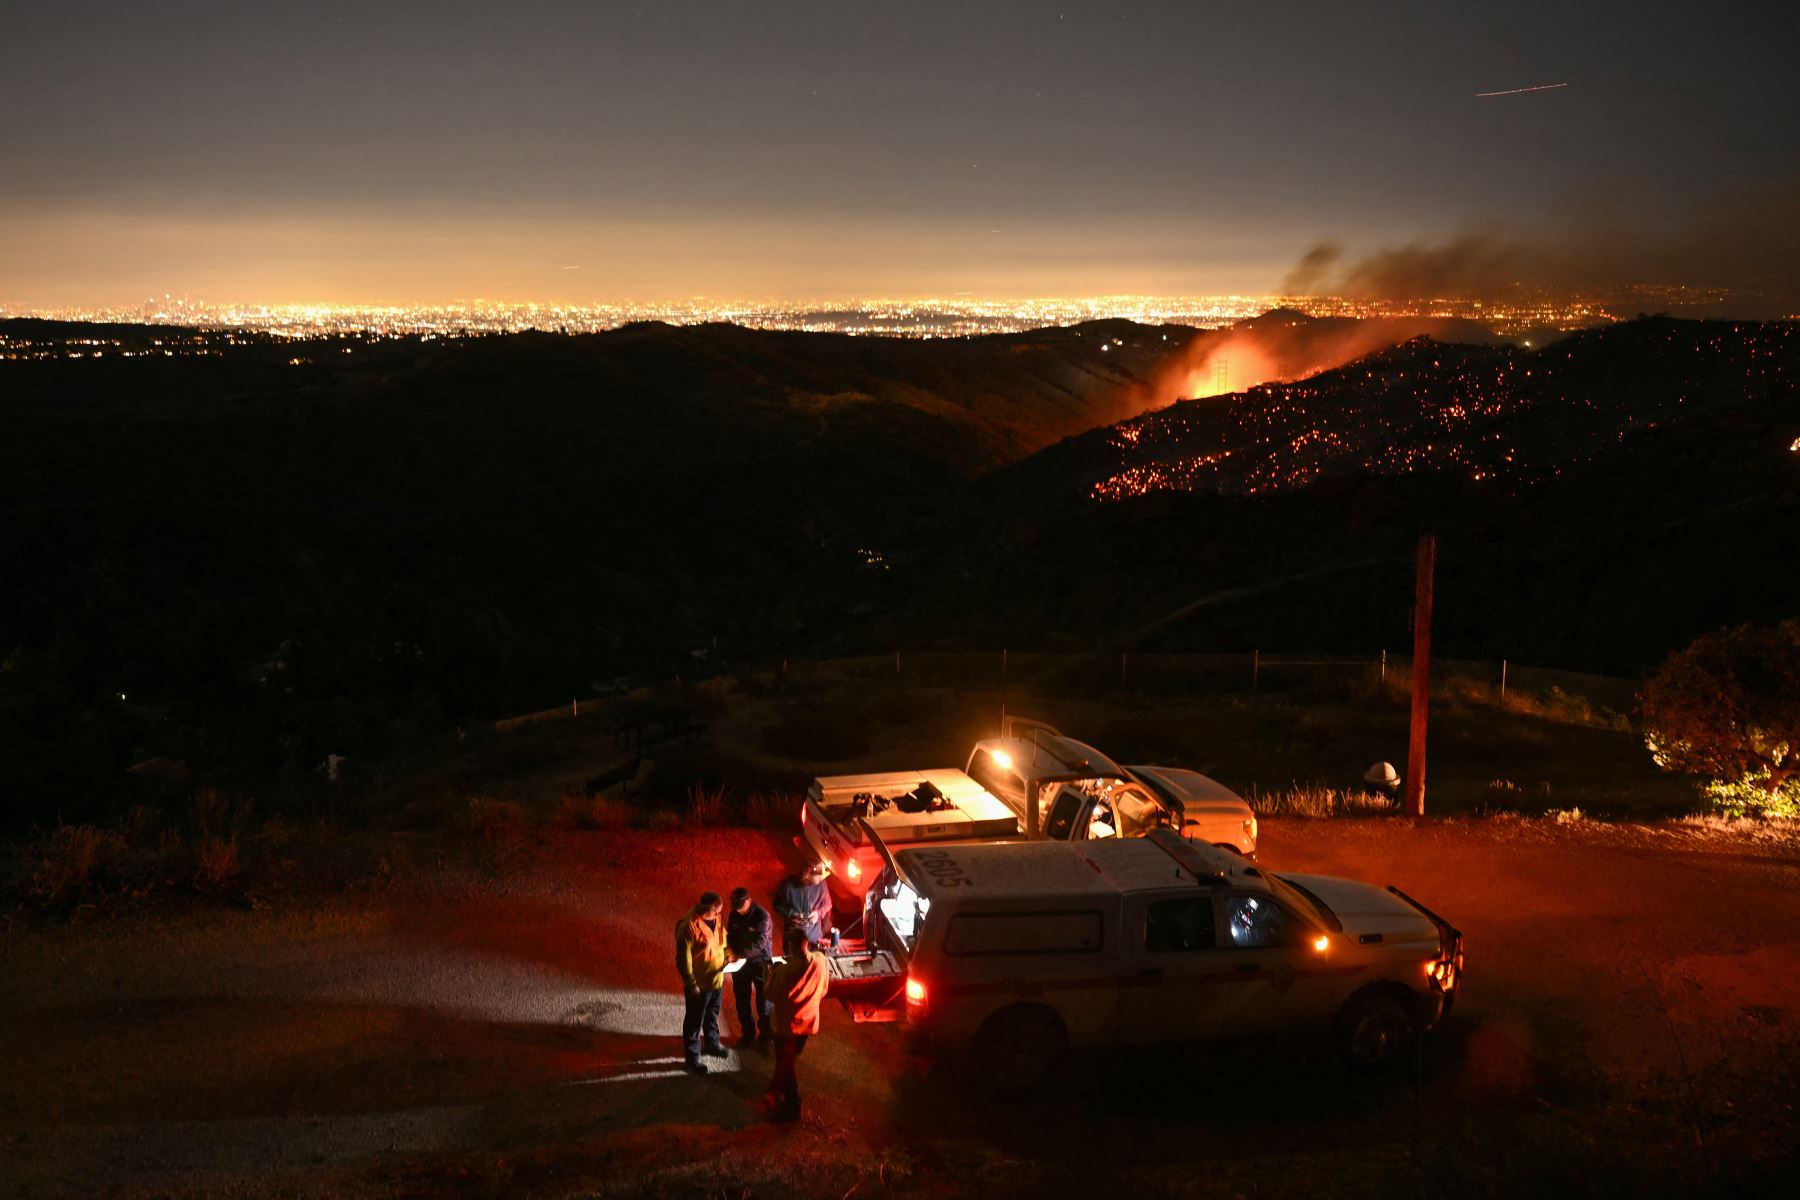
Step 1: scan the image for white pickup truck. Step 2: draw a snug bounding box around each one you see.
[799,719,1257,899]
[833,829,1463,1083]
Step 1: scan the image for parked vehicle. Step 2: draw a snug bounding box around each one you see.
[800,718,1256,898]
[829,828,1462,1085]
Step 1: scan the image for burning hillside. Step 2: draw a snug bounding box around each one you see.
[1093,318,1797,501]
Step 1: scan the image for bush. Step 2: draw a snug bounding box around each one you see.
[1643,621,1800,799]
[1702,770,1800,819]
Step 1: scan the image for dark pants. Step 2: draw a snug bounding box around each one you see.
[766,1033,810,1119]
[682,987,723,1060]
[733,968,770,1040]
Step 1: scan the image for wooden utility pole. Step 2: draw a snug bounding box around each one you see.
[1404,535,1436,818]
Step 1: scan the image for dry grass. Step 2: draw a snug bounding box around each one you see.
[26,824,125,907]
[192,836,241,890]
[1253,785,1398,819]
[742,789,791,830]
[554,792,636,831]
[465,796,530,872]
[684,783,729,827]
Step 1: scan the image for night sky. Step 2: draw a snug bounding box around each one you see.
[3,1,1795,306]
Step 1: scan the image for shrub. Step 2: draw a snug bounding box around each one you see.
[1702,770,1800,819]
[1642,620,1800,798]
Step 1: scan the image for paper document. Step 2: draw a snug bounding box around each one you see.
[723,958,746,974]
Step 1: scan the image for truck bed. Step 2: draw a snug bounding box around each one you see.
[812,768,1020,843]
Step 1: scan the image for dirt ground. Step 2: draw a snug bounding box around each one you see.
[3,816,1798,1199]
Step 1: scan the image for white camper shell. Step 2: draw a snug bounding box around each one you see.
[801,719,1257,897]
[831,828,1463,1080]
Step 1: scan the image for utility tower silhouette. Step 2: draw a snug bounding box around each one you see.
[1213,358,1229,393]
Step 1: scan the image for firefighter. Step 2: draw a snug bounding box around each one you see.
[764,925,829,1121]
[773,859,834,947]
[675,891,728,1073]
[726,886,774,1048]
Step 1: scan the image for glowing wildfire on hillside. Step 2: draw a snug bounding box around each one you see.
[1093,321,1797,502]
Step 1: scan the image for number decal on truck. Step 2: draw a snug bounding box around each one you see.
[913,850,970,887]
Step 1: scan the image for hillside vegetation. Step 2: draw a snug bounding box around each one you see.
[3,314,1795,826]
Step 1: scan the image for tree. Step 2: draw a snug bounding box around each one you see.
[1641,621,1800,807]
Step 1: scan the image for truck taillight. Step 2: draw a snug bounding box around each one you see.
[904,976,927,1008]
[845,858,862,881]
[1245,816,1258,841]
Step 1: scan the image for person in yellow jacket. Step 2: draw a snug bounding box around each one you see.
[764,925,830,1120]
[676,892,728,1073]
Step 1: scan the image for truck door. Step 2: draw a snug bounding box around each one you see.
[1116,893,1233,1044]
[1210,892,1341,1035]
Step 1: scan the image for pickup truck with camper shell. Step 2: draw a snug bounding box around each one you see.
[799,718,1257,899]
[824,827,1462,1085]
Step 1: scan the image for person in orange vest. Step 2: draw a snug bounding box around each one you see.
[764,925,829,1120]
[676,891,728,1073]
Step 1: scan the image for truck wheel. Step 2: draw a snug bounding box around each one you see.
[972,1007,1066,1093]
[1334,993,1416,1070]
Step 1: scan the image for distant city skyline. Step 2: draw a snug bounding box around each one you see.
[3,2,1795,310]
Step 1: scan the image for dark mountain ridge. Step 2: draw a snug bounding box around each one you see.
[3,313,1794,823]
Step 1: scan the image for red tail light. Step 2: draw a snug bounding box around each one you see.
[845,858,862,881]
[904,976,927,1007]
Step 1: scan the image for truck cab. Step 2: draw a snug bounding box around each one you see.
[801,718,1256,899]
[833,829,1463,1083]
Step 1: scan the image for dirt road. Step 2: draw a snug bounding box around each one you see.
[3,818,1798,1198]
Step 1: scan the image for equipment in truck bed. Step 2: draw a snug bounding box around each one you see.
[811,768,1020,843]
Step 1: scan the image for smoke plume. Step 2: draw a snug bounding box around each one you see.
[1281,181,1800,312]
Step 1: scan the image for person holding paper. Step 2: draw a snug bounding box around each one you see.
[726,886,774,1049]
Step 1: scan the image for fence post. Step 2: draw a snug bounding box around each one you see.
[1380,649,1387,683]
[1499,659,1508,709]
[1252,649,1260,692]
[573,698,579,718]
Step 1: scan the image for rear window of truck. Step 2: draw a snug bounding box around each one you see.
[967,754,1025,807]
[943,910,1103,955]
